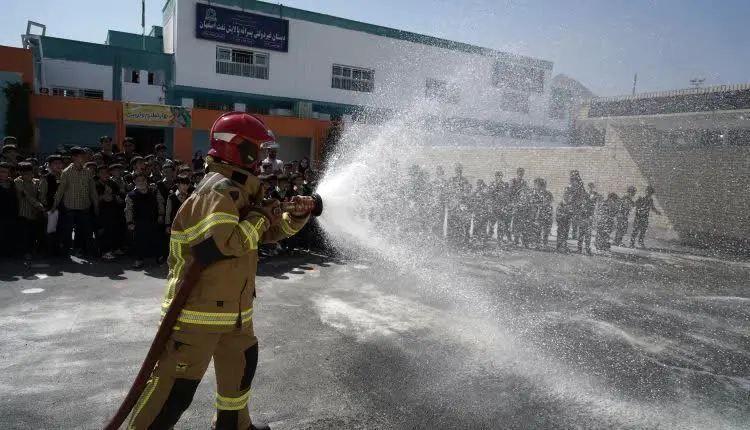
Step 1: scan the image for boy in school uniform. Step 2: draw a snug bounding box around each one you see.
[595,193,619,251]
[95,165,123,260]
[0,162,19,259]
[532,178,554,247]
[53,146,98,257]
[630,186,661,248]
[40,154,65,256]
[556,191,573,253]
[613,186,636,246]
[164,174,192,232]
[15,162,45,260]
[125,172,165,268]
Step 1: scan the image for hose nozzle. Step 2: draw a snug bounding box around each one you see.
[279,193,324,217]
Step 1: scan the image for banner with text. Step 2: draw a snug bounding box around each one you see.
[123,103,192,128]
[196,3,289,52]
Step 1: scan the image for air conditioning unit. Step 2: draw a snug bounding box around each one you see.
[293,101,313,118]
[269,108,293,116]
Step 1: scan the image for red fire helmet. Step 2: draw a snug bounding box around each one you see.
[208,112,276,171]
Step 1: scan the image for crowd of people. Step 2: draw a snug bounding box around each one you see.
[412,164,661,255]
[0,132,664,267]
[0,135,323,267]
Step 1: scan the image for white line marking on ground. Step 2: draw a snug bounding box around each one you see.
[21,288,45,294]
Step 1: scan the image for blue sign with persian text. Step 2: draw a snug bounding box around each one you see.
[195,3,289,52]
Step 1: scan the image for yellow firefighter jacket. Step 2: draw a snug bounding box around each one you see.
[160,160,309,332]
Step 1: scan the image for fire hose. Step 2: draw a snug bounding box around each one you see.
[104,194,323,429]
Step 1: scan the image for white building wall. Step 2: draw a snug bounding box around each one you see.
[173,0,563,128]
[163,15,175,54]
[43,59,113,100]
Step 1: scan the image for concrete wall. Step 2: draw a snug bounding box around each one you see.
[172,0,562,128]
[121,69,165,104]
[36,118,116,154]
[43,59,113,100]
[192,129,210,158]
[611,126,750,241]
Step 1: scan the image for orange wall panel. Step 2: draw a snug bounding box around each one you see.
[32,95,120,123]
[0,46,34,83]
[192,109,331,162]
[191,109,330,138]
[173,128,193,162]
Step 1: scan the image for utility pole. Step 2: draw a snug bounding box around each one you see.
[632,73,637,95]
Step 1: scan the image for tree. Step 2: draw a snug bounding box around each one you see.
[3,81,34,152]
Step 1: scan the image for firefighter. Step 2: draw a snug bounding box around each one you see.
[128,112,315,430]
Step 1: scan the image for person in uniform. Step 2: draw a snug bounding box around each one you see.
[613,186,636,246]
[630,185,661,248]
[508,167,528,245]
[489,171,510,244]
[128,112,314,430]
[532,178,554,248]
[595,192,619,251]
[555,190,573,253]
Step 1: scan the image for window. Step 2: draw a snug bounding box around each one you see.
[52,87,104,100]
[492,62,545,93]
[147,71,164,86]
[425,78,459,103]
[124,68,140,84]
[332,64,374,93]
[499,92,530,113]
[195,100,230,111]
[215,46,269,80]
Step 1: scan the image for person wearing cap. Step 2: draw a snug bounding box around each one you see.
[99,136,116,166]
[1,141,19,177]
[155,163,176,255]
[154,143,172,166]
[0,161,18,259]
[613,186,637,246]
[53,146,99,256]
[14,162,45,260]
[630,185,661,248]
[40,154,65,256]
[261,140,284,174]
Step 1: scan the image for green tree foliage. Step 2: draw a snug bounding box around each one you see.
[3,81,34,152]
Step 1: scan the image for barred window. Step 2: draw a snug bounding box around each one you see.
[216,46,269,80]
[52,87,104,100]
[332,64,374,93]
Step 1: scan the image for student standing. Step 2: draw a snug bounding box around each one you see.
[53,146,99,256]
[0,162,18,259]
[125,173,165,268]
[15,162,45,260]
[630,186,661,248]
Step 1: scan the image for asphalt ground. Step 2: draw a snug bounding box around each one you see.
[0,243,748,430]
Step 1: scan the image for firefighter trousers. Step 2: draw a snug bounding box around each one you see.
[128,327,259,430]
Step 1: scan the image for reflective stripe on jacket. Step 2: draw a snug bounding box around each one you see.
[162,162,308,332]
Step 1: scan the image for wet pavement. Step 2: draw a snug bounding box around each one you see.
[0,244,748,429]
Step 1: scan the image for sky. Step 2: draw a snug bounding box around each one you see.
[1,0,748,96]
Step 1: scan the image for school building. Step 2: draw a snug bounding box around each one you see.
[0,0,580,164]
